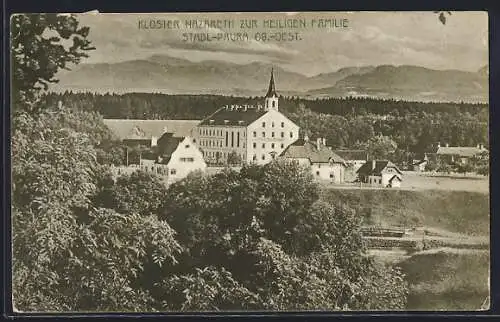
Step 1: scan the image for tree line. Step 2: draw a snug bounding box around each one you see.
[42,90,488,167]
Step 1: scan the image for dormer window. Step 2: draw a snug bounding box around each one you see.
[238,120,244,125]
[224,120,229,124]
[209,119,215,124]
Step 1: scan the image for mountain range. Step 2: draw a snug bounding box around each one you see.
[52,54,488,103]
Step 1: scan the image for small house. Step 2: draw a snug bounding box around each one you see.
[356,160,403,188]
[280,136,347,183]
[156,135,207,185]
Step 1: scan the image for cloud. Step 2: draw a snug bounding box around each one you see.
[75,12,488,75]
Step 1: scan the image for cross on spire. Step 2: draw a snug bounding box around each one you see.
[265,67,277,98]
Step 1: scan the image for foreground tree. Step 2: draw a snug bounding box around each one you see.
[11,14,184,312]
[11,13,94,113]
[159,160,408,310]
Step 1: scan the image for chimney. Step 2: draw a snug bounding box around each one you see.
[446,143,449,147]
[372,160,376,170]
[437,142,440,148]
[322,137,326,146]
[480,144,484,150]
[477,144,480,149]
[304,134,309,142]
[57,100,63,109]
[316,138,322,151]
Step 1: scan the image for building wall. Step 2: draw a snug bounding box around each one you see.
[365,173,402,187]
[246,110,300,165]
[311,163,345,183]
[166,137,207,185]
[193,125,247,164]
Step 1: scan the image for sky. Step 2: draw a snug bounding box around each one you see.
[75,11,488,77]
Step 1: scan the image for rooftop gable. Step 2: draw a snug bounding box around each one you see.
[356,160,402,176]
[281,139,346,164]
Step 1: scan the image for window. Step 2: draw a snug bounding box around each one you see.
[225,131,228,146]
[253,131,256,137]
[262,132,266,138]
[170,169,177,175]
[272,101,276,108]
[379,179,382,184]
[272,122,275,127]
[281,143,284,148]
[272,132,275,138]
[180,157,194,162]
[271,143,275,149]
[262,143,266,148]
[281,132,284,138]
[253,142,256,148]
[262,122,266,128]
[281,122,284,128]
[330,173,334,178]
[231,132,234,147]
[290,132,293,138]
[262,155,265,160]
[237,132,240,147]
[316,171,320,176]
[253,154,257,161]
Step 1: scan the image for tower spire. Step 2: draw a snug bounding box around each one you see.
[265,67,277,98]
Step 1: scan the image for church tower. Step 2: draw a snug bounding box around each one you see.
[264,68,279,111]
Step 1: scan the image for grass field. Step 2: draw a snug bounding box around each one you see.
[399,172,489,193]
[320,189,490,236]
[398,250,490,311]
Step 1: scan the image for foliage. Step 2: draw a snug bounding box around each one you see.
[11,14,94,112]
[226,150,242,165]
[159,266,262,311]
[94,170,169,216]
[160,160,408,310]
[13,208,182,312]
[357,135,397,160]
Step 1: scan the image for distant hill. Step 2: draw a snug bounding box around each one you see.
[52,55,488,103]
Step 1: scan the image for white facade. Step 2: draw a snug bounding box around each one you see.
[366,171,402,187]
[165,137,207,185]
[193,69,299,166]
[311,163,345,183]
[246,110,300,165]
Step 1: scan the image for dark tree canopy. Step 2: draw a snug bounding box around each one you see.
[11,14,94,111]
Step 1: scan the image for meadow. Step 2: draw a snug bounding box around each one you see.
[398,250,490,311]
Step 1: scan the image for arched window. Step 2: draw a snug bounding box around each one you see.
[272,101,276,108]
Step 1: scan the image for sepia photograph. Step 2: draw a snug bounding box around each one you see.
[10,11,489,312]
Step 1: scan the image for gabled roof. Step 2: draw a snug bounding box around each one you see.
[199,106,268,126]
[280,139,346,164]
[157,133,185,163]
[356,160,402,176]
[436,146,487,157]
[333,149,368,161]
[389,175,402,182]
[412,159,427,166]
[103,119,200,140]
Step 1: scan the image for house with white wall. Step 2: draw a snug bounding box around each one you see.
[156,135,207,185]
[356,160,403,188]
[280,135,347,183]
[192,69,300,165]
